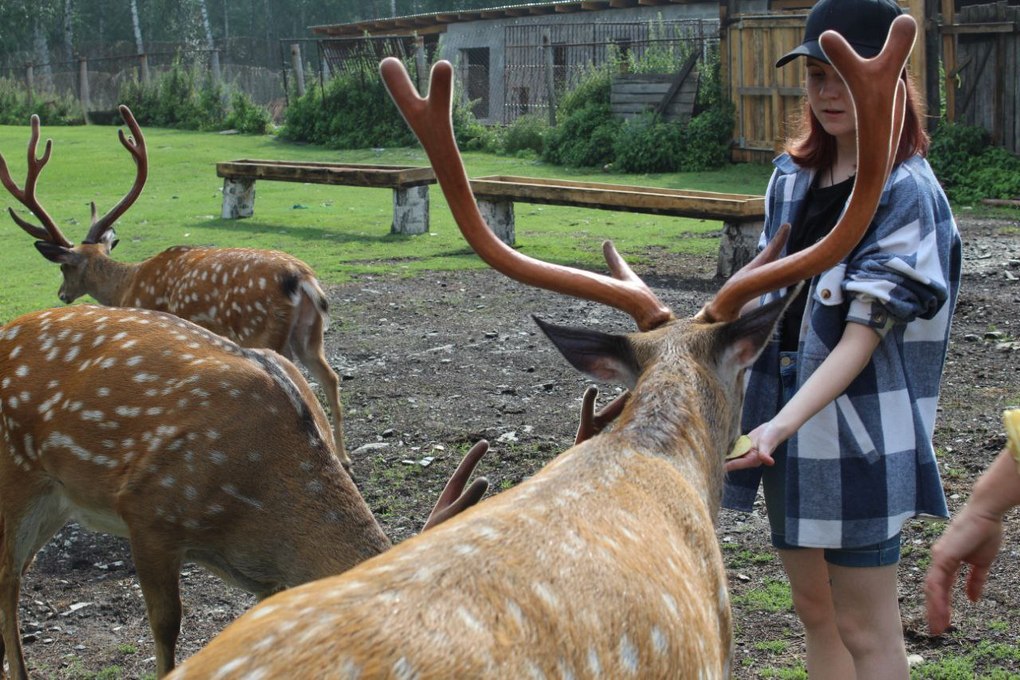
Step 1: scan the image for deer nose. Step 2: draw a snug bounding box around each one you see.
[59,294,73,304]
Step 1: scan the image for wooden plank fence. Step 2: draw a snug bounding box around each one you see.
[949,1,1019,153]
[609,51,700,122]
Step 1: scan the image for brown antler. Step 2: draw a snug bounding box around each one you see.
[84,105,148,243]
[380,59,674,332]
[422,439,490,531]
[698,15,916,322]
[0,114,73,248]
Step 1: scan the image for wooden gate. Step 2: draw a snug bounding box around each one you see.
[723,0,927,164]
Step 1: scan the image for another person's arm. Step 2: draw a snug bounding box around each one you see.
[925,410,1020,634]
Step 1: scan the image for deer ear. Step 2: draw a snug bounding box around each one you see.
[713,285,801,376]
[35,241,77,265]
[100,228,119,252]
[533,315,642,389]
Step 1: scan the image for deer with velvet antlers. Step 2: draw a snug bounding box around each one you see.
[0,304,488,679]
[165,16,915,679]
[0,107,351,468]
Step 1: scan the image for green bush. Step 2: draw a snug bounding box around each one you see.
[225,91,272,134]
[543,102,621,168]
[282,60,478,150]
[502,114,548,156]
[929,122,1020,204]
[118,59,270,134]
[613,113,684,173]
[679,102,735,171]
[0,77,83,126]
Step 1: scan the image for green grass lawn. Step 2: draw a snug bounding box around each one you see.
[0,122,773,324]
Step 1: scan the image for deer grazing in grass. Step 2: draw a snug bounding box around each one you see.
[0,107,351,469]
[0,305,488,679]
[166,16,915,679]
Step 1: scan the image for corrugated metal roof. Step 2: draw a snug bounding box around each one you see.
[310,0,697,37]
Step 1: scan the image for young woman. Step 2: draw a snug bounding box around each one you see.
[722,0,962,677]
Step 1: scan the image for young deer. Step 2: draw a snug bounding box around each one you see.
[0,305,488,679]
[0,107,351,468]
[167,17,914,679]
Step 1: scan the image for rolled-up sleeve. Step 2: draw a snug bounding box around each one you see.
[843,167,954,324]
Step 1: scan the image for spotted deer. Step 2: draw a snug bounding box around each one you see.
[0,305,488,679]
[0,107,350,468]
[166,16,915,679]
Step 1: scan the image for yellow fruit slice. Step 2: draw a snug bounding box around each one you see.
[1004,408,1020,461]
[727,435,754,460]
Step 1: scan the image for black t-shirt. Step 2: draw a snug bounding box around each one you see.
[779,174,855,352]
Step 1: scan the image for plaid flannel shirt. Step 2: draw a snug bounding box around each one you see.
[723,153,962,549]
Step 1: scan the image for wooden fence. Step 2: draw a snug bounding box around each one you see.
[722,0,927,164]
[949,1,1019,153]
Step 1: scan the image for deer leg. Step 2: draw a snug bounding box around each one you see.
[0,481,69,680]
[290,297,348,470]
[128,533,183,678]
[0,522,28,680]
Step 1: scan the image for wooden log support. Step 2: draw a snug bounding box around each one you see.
[221,177,256,219]
[215,161,437,232]
[392,185,430,235]
[477,199,516,245]
[468,175,766,275]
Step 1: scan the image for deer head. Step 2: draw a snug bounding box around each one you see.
[0,105,146,303]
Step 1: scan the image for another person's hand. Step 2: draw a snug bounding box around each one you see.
[924,504,1003,635]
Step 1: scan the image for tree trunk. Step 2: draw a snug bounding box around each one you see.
[130,0,144,55]
[62,0,75,64]
[32,18,53,90]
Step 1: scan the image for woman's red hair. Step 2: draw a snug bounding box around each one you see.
[786,70,928,170]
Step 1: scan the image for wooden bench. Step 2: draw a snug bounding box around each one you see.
[216,160,437,235]
[467,175,766,277]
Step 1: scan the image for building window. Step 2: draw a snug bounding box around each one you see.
[460,47,490,118]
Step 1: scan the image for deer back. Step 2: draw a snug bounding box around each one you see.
[0,305,384,592]
[116,246,327,352]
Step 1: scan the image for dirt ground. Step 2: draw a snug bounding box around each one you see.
[15,211,1020,678]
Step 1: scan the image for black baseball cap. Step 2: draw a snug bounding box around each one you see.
[775,0,904,67]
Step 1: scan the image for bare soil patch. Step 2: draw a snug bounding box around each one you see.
[17,211,1020,678]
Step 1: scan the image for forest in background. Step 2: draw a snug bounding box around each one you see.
[0,0,518,72]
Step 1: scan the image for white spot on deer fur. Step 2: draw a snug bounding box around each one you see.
[4,325,20,340]
[22,434,34,460]
[211,658,247,680]
[126,355,144,367]
[99,357,117,369]
[133,373,158,383]
[661,593,679,618]
[145,407,164,416]
[63,346,80,362]
[651,626,668,656]
[116,406,141,417]
[1,378,9,389]
[392,657,417,680]
[15,365,29,378]
[8,346,21,359]
[210,451,227,465]
[44,432,94,462]
[7,396,19,409]
[618,634,639,674]
[506,598,526,629]
[92,334,106,347]
[457,606,485,634]
[586,647,603,677]
[81,410,104,422]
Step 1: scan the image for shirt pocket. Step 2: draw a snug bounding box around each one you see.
[813,263,847,307]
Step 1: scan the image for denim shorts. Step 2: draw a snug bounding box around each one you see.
[761,351,901,568]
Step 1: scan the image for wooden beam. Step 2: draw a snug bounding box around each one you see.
[941,0,957,121]
[941,21,1018,34]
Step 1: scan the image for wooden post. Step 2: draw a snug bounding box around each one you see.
[25,63,34,107]
[941,0,957,121]
[542,30,557,126]
[78,57,91,124]
[222,178,257,219]
[477,199,516,246]
[415,36,428,94]
[139,53,151,84]
[290,43,306,97]
[391,186,430,236]
[924,0,942,131]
